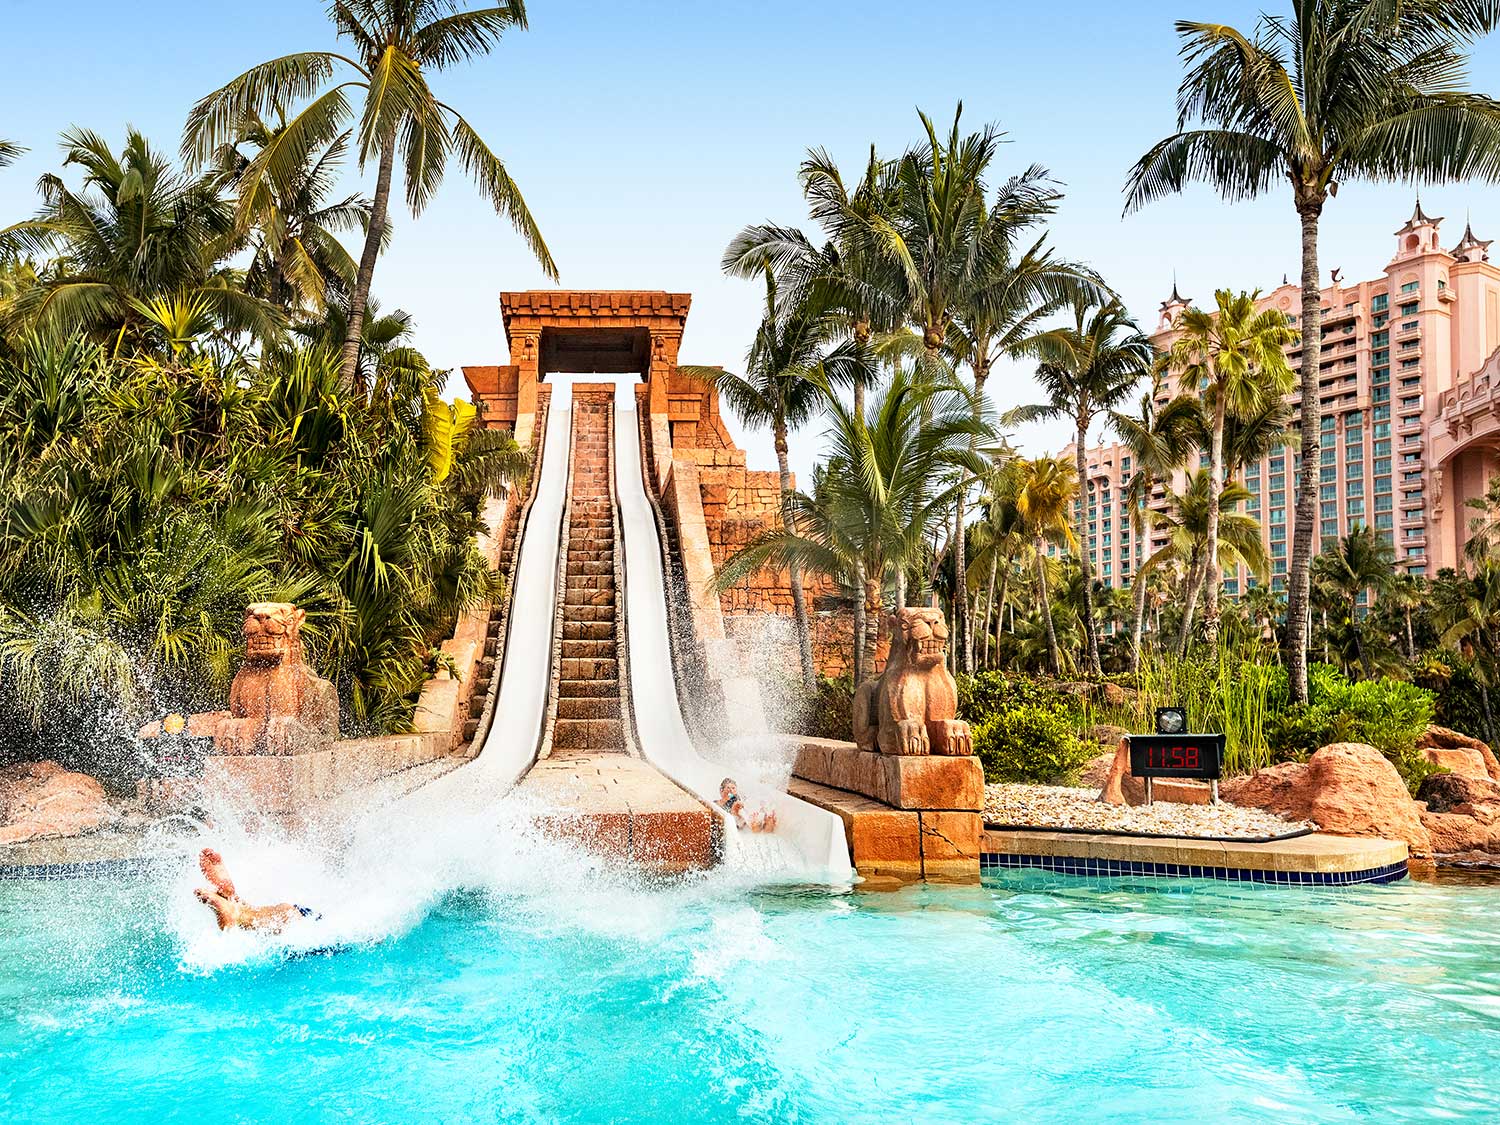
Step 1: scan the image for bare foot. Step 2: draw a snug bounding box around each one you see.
[199,848,236,899]
[195,887,240,931]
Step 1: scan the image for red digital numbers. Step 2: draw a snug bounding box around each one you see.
[1148,744,1201,771]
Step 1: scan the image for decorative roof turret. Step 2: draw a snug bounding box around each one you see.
[1452,218,1492,264]
[1157,276,1191,330]
[1393,194,1446,260]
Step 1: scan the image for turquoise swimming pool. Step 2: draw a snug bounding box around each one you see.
[2,866,1498,1123]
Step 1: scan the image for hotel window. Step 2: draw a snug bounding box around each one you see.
[1347,480,1364,497]
[1402,452,1421,464]
[1374,439,1391,456]
[1345,425,1363,443]
[1376,513,1394,529]
[1375,458,1392,474]
[1379,530,1395,547]
[1401,376,1422,390]
[1374,405,1391,421]
[1103,563,1111,577]
[1374,423,1392,438]
[1375,494,1393,511]
[1409,564,1427,576]
[1401,280,1420,293]
[1322,519,1339,537]
[1102,534,1111,547]
[1374,314,1389,329]
[1371,331,1389,347]
[1321,467,1338,483]
[1270,474,1285,490]
[1321,501,1337,519]
[1376,475,1393,494]
[1401,320,1419,333]
[1401,415,1420,429]
[1405,526,1423,539]
[1321,448,1336,465]
[1271,524,1286,541]
[1272,575,1286,590]
[1399,300,1419,316]
[1403,471,1423,483]
[1346,412,1363,426]
[1406,489,1425,502]
[1407,548,1426,560]
[1373,294,1389,311]
[1400,339,1419,351]
[1348,499,1365,516]
[1320,484,1336,499]
[1271,489,1286,504]
[1373,366,1390,382]
[1248,477,1261,492]
[1271,507,1286,525]
[1401,396,1422,410]
[1321,415,1336,431]
[1374,385,1391,403]
[1270,457,1284,471]
[1372,349,1390,364]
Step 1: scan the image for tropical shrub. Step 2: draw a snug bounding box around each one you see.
[1266,665,1437,794]
[972,703,1093,785]
[1412,651,1492,744]
[956,671,1064,724]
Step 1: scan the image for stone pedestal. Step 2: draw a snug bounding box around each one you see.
[791,737,984,883]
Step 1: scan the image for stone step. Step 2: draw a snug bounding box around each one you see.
[562,639,615,660]
[564,587,616,607]
[557,696,621,720]
[563,621,612,641]
[553,717,625,750]
[559,678,619,699]
[463,718,479,740]
[484,637,498,657]
[560,656,618,681]
[565,575,615,593]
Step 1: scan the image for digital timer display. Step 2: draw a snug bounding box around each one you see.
[1127,734,1225,780]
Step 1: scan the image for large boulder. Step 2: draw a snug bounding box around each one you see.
[0,761,118,845]
[1223,742,1431,854]
[1416,725,1500,782]
[1416,772,1500,856]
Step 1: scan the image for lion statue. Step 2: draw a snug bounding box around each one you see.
[852,606,972,757]
[216,603,339,755]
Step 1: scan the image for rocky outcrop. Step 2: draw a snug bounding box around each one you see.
[0,761,118,844]
[1416,725,1500,782]
[1417,772,1500,856]
[1223,742,1431,854]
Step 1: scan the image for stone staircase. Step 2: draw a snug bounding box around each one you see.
[511,384,721,874]
[554,399,625,756]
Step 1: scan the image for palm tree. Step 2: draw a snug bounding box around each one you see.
[1164,289,1295,646]
[1242,581,1285,642]
[1126,3,1500,703]
[0,140,23,169]
[1143,472,1270,658]
[1011,456,1079,675]
[685,265,830,689]
[0,128,279,343]
[723,144,905,422]
[183,0,557,392]
[1111,380,1198,670]
[1311,523,1395,677]
[1386,572,1424,659]
[1016,299,1154,675]
[213,110,372,314]
[712,369,990,684]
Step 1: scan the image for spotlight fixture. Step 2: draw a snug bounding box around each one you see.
[1154,706,1187,735]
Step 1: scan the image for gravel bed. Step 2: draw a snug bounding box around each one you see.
[984,783,1313,839]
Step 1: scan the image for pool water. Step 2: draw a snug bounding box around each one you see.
[3,863,1499,1123]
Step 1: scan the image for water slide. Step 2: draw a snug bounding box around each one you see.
[371,384,575,827]
[611,383,853,879]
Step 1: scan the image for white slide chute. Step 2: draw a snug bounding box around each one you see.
[612,383,853,881]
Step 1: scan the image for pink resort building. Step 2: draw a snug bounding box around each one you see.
[1057,203,1500,601]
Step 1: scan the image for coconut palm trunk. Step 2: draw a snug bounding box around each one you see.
[852,561,866,687]
[993,554,1013,668]
[1073,417,1103,676]
[339,137,396,393]
[980,549,998,670]
[1034,535,1061,675]
[1203,393,1228,648]
[1129,568,1151,673]
[1175,553,1207,660]
[774,422,816,689]
[1285,204,1324,702]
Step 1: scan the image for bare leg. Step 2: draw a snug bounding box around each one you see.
[195,887,241,931]
[199,848,236,899]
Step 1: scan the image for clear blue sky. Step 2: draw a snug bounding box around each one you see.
[4,0,1500,481]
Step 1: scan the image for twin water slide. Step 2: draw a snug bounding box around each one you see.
[382,379,852,880]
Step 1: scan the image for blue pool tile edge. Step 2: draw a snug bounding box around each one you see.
[980,852,1409,885]
[0,856,162,881]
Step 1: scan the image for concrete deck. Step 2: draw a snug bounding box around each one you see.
[984,828,1409,884]
[515,752,721,874]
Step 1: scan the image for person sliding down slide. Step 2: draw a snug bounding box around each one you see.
[717,778,778,833]
[194,848,320,933]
